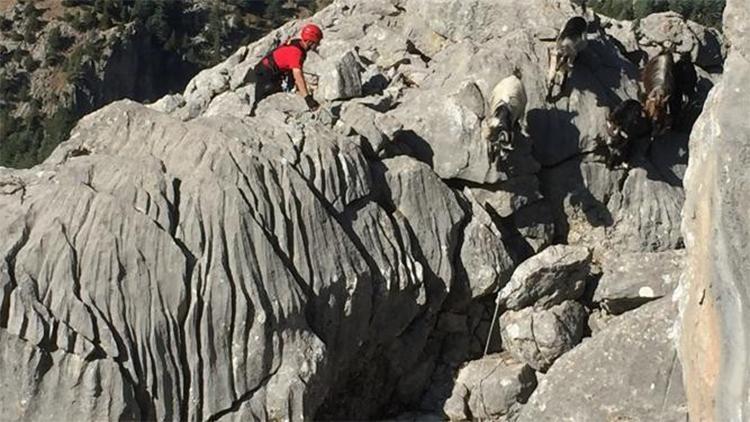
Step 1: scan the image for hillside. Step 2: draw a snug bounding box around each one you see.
[0,0,332,168]
[0,0,741,420]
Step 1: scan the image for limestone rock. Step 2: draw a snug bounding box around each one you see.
[0,329,139,421]
[458,189,515,300]
[499,301,588,371]
[680,0,749,419]
[540,153,685,254]
[595,250,684,314]
[635,12,726,69]
[308,49,363,101]
[517,298,687,421]
[336,102,403,155]
[444,353,536,421]
[148,94,186,114]
[498,245,591,310]
[469,176,543,219]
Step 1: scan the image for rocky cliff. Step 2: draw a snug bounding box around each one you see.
[0,0,727,420]
[679,0,748,420]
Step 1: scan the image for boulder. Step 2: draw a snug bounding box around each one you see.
[469,176,543,219]
[504,200,556,257]
[308,49,363,101]
[457,189,515,300]
[336,102,403,155]
[498,245,591,310]
[443,353,537,421]
[499,301,588,371]
[517,298,687,421]
[635,12,726,69]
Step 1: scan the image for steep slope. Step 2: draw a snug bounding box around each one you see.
[0,0,724,420]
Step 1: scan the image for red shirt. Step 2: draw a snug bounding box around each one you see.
[271,43,305,72]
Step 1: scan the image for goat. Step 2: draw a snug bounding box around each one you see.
[546,16,588,100]
[605,99,652,168]
[642,52,675,137]
[482,73,527,163]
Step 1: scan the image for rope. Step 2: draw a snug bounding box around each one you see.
[483,293,504,356]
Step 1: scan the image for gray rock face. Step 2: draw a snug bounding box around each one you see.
[518,298,687,422]
[0,328,139,421]
[499,301,588,371]
[308,49,363,101]
[635,12,726,68]
[0,0,725,419]
[0,98,466,421]
[336,102,403,156]
[458,189,515,300]
[679,0,749,420]
[498,245,591,310]
[443,353,536,421]
[595,250,684,314]
[540,154,686,254]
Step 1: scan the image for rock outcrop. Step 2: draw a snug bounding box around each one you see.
[679,0,749,420]
[0,0,725,419]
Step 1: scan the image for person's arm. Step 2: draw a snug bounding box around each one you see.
[292,68,319,110]
[291,68,310,97]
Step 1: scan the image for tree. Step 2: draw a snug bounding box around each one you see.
[265,0,284,26]
[47,27,65,52]
[22,56,39,71]
[0,16,13,32]
[146,3,170,42]
[206,3,225,62]
[39,106,77,162]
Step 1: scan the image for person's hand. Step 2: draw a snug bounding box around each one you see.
[305,94,320,110]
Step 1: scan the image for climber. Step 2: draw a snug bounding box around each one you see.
[605,99,652,168]
[641,52,675,137]
[546,16,588,101]
[482,71,527,163]
[249,23,323,116]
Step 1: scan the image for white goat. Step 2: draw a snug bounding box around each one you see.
[482,73,527,163]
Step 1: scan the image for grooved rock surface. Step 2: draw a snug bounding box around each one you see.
[0,328,139,421]
[0,100,463,421]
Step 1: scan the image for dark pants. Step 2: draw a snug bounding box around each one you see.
[250,64,283,116]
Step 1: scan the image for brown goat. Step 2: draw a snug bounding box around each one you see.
[641,53,675,136]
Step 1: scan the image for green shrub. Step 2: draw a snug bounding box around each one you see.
[22,56,39,71]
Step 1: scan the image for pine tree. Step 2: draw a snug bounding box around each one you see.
[146,3,170,42]
[266,0,283,26]
[206,3,225,63]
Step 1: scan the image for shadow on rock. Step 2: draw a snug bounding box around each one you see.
[384,130,435,168]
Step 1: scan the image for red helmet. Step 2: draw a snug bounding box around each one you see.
[300,24,323,44]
